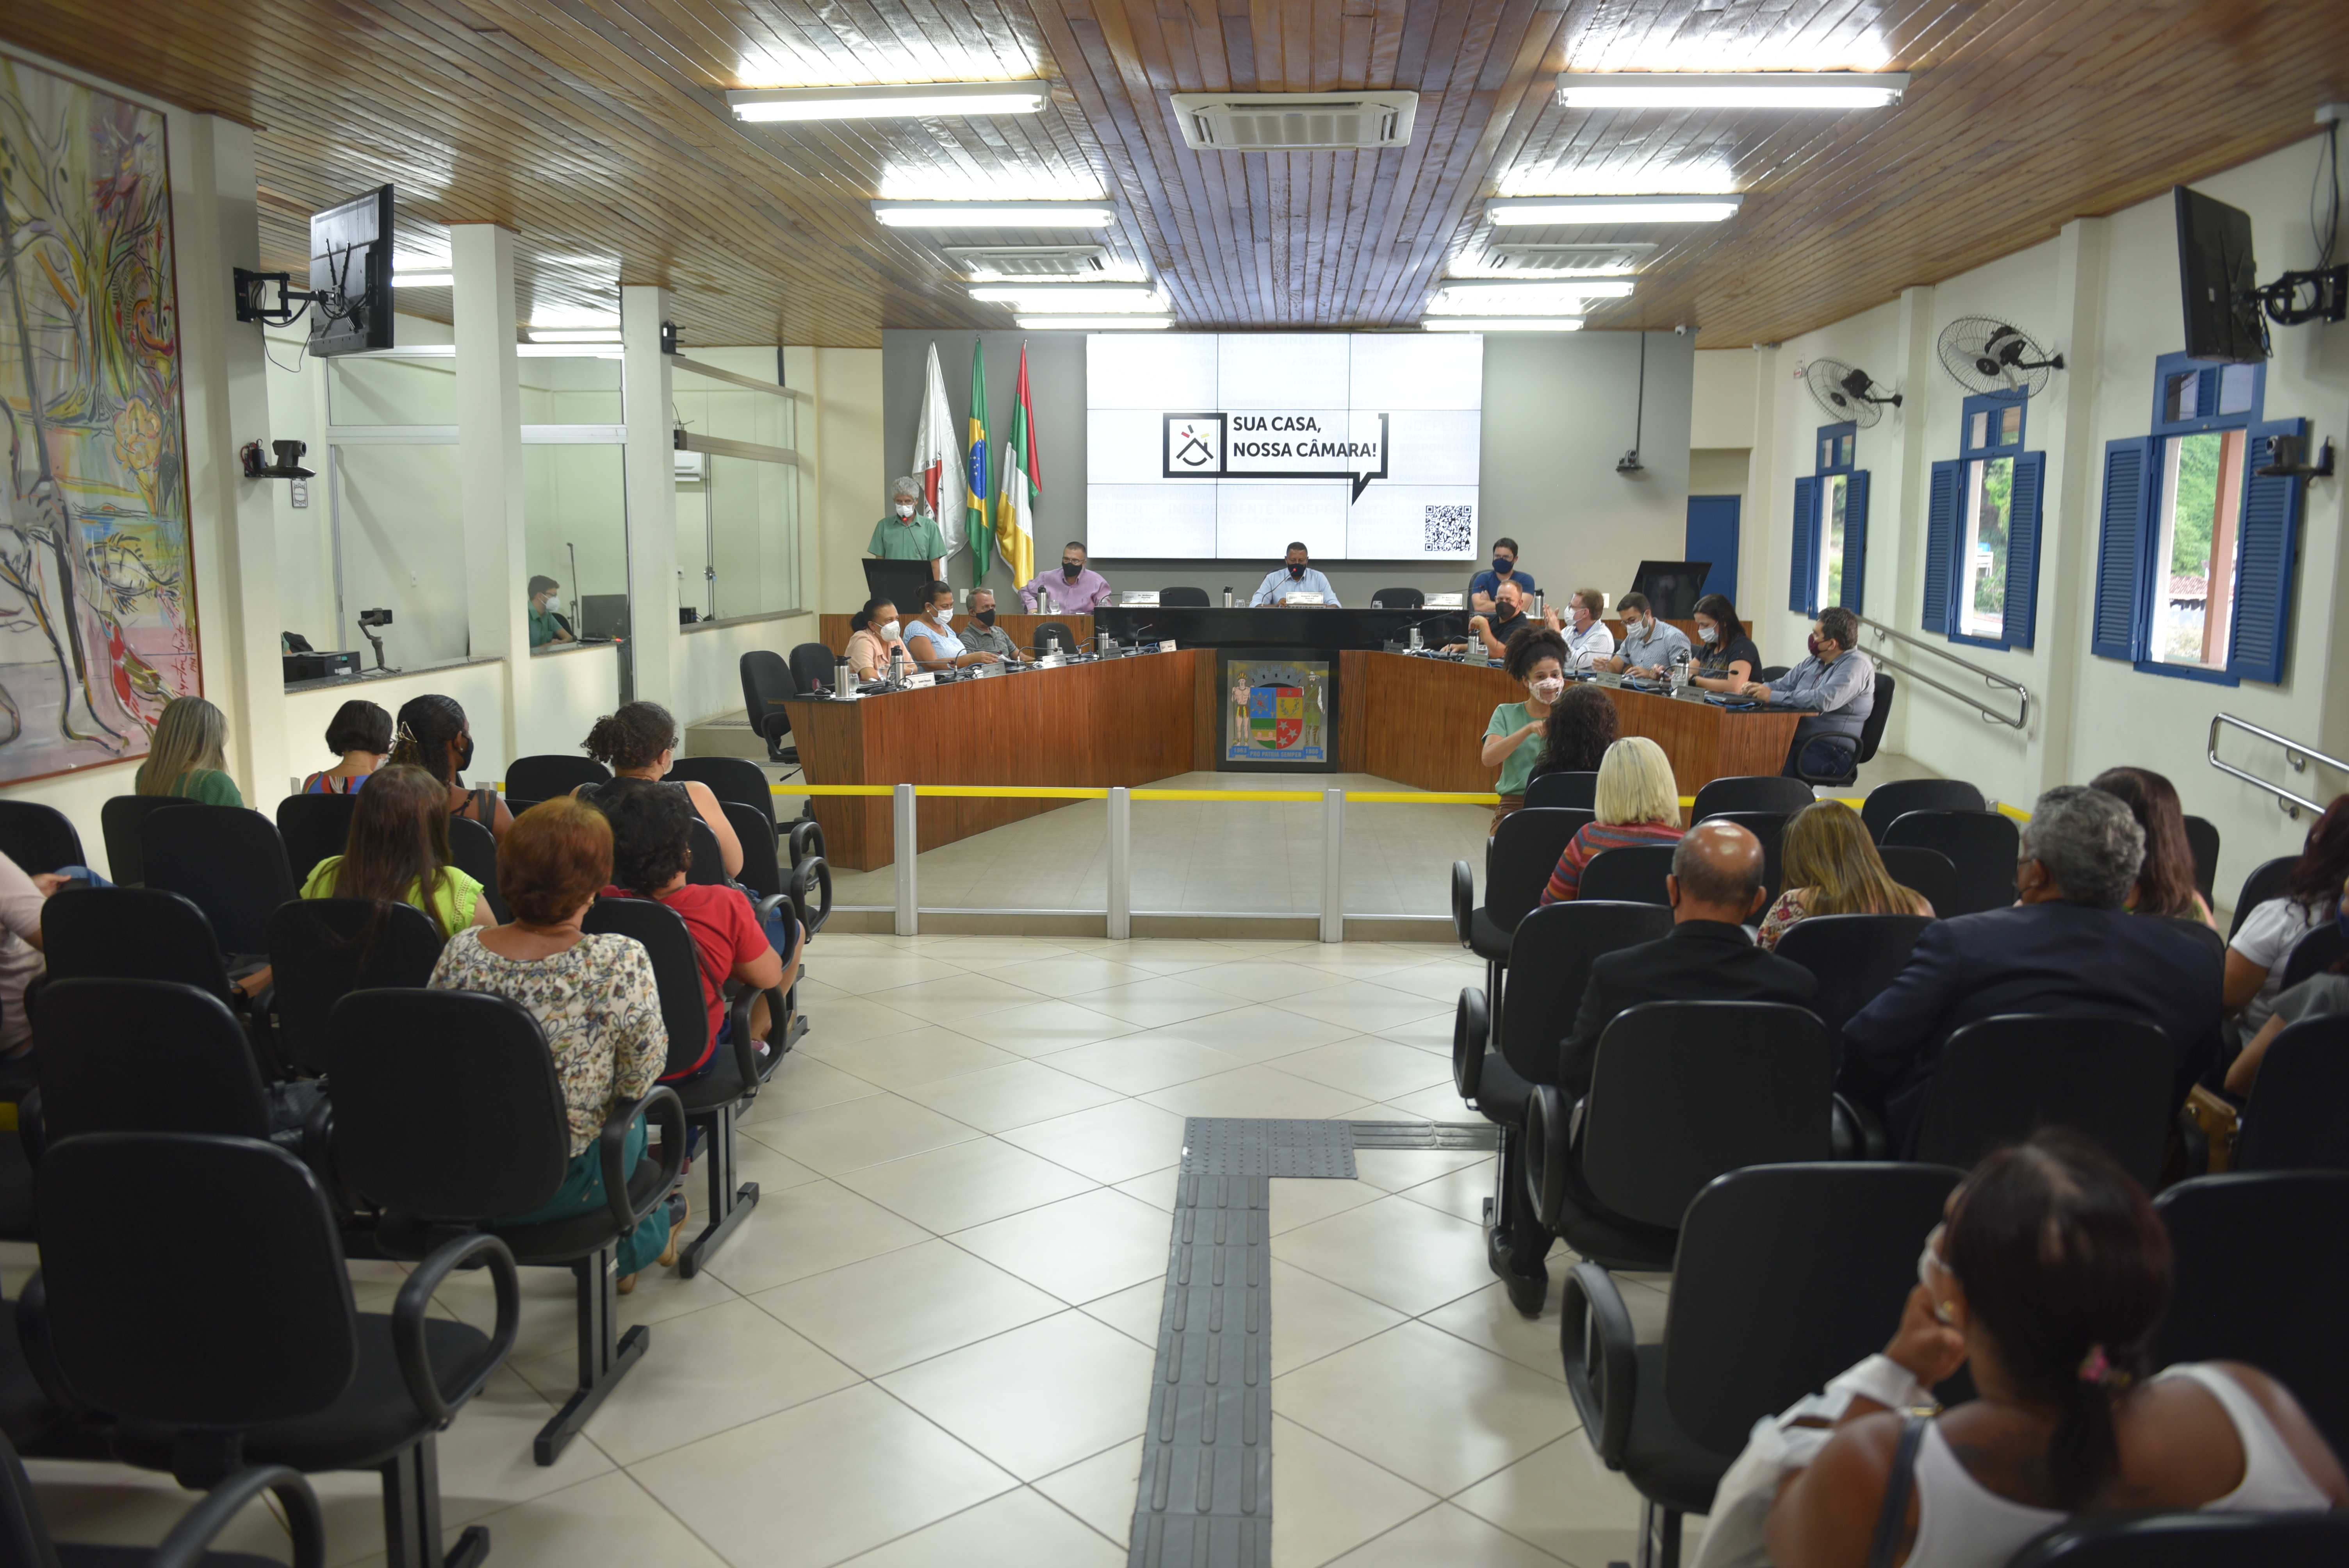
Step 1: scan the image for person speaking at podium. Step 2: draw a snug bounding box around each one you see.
[904,580,1002,672]
[1251,542,1341,606]
[1020,541,1112,614]
[868,476,946,582]
[957,588,1026,663]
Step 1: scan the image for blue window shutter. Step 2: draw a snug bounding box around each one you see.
[2092,438,2151,661]
[2001,451,2045,649]
[1921,460,1960,635]
[2228,417,2307,685]
[1841,469,1869,614]
[1789,476,1817,615]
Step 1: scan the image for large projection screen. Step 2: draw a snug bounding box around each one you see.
[1086,333,1483,560]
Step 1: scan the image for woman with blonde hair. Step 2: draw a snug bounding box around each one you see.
[134,695,241,805]
[1757,800,1934,949]
[1540,736,1684,903]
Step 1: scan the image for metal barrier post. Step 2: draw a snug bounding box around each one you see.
[1106,786,1132,940]
[1320,788,1345,943]
[893,783,918,936]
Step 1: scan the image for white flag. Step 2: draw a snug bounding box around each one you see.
[912,342,966,558]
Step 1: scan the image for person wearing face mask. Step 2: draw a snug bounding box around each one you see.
[1740,606,1877,777]
[1479,628,1570,827]
[1450,579,1534,659]
[1249,542,1342,607]
[843,598,904,683]
[1686,591,1763,693]
[388,692,513,839]
[1019,540,1114,615]
[1558,586,1615,672]
[1467,537,1537,604]
[1597,590,1691,678]
[867,476,946,582]
[955,588,1025,663]
[904,579,1001,672]
[527,575,575,648]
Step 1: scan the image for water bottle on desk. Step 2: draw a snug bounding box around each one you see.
[887,645,904,688]
[834,655,852,696]
[1669,646,1692,693]
[1222,587,1234,608]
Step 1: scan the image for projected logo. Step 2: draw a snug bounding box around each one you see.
[1162,410,1390,501]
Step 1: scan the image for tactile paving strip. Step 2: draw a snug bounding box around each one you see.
[1179,1116,1357,1178]
[1346,1119,1499,1151]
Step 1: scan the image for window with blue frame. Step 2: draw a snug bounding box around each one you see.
[2090,354,2304,686]
[1789,422,1868,616]
[1923,392,2043,649]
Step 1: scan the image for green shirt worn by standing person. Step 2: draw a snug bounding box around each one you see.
[135,764,243,807]
[1485,702,1548,796]
[300,855,485,938]
[868,512,947,564]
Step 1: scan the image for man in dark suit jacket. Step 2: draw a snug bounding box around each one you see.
[1495,821,1818,1315]
[1841,784,2225,1149]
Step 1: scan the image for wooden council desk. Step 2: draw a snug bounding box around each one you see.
[784,650,1800,870]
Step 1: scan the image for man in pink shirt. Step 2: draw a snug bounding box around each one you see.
[1019,540,1114,615]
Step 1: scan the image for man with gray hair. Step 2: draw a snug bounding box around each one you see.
[1841,784,2224,1149]
[867,475,945,581]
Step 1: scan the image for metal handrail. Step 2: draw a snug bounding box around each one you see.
[1855,615,2031,731]
[2207,714,2349,819]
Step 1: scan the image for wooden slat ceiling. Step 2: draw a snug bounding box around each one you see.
[2,0,2343,348]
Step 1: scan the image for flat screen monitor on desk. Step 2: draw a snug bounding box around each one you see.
[579,594,629,641]
[862,559,935,617]
[1627,560,1712,620]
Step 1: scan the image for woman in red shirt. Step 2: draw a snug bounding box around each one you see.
[1540,735,1686,904]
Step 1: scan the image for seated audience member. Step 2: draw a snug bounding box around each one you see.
[1539,736,1685,904]
[1686,592,1763,694]
[0,852,72,1061]
[1597,591,1692,678]
[134,695,242,805]
[2224,882,2349,1094]
[300,764,492,937]
[1742,606,1875,777]
[1559,587,1615,672]
[1840,786,2225,1147]
[1757,1131,2345,1568]
[578,701,742,879]
[2225,793,2348,1038]
[593,779,798,1072]
[1480,627,1569,829]
[956,588,1026,663]
[844,597,905,682]
[1526,683,1619,786]
[390,694,512,839]
[904,579,1000,672]
[1495,821,1816,1315]
[428,797,683,1293]
[301,699,392,794]
[1467,536,1536,604]
[2092,765,2215,926]
[1758,800,1934,950]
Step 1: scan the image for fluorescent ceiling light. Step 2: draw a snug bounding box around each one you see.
[1016,315,1174,330]
[526,329,623,343]
[1422,318,1584,332]
[1436,279,1635,300]
[1486,195,1743,226]
[727,82,1045,122]
[1557,73,1907,109]
[873,201,1116,228]
[971,285,1164,312]
[516,345,622,358]
[394,270,453,288]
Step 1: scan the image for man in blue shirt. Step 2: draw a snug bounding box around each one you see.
[1250,542,1342,607]
[1467,536,1536,604]
[1740,605,1875,776]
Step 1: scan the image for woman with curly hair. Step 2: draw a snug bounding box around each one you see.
[1479,625,1570,829]
[1527,683,1619,786]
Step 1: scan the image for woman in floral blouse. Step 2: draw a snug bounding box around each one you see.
[428,795,682,1290]
[1756,799,1934,951]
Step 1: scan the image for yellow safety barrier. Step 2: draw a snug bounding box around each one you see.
[1345,791,1504,805]
[1996,800,2032,822]
[1131,789,1324,803]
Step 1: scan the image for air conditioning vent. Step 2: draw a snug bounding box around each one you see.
[942,245,1110,279]
[1170,92,1418,150]
[1485,242,1656,275]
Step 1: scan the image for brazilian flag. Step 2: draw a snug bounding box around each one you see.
[967,338,992,574]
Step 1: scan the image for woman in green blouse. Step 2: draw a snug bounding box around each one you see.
[134,696,242,806]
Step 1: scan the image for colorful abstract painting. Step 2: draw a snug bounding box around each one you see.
[0,54,197,783]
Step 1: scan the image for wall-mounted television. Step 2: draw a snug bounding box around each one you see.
[2173,185,2266,365]
[309,185,394,357]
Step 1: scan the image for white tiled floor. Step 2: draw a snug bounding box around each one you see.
[23,932,1673,1568]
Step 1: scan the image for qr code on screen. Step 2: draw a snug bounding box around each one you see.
[1423,504,1474,554]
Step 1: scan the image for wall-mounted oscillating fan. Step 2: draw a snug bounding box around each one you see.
[1802,358,1903,428]
[1937,317,2066,398]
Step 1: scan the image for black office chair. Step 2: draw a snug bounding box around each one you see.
[1561,1162,1961,1568]
[1877,845,1959,919]
[33,1131,517,1568]
[787,817,825,870]
[584,897,769,1272]
[1772,912,1934,1040]
[29,978,275,1163]
[1696,810,1787,900]
[1793,673,1895,789]
[2279,925,2348,990]
[274,792,362,887]
[1880,809,2019,916]
[1859,778,1986,843]
[738,649,798,762]
[1575,843,1677,906]
[2010,1513,2349,1568]
[100,795,196,886]
[2150,1170,2349,1458]
[0,800,84,876]
[1450,808,1593,1039]
[2181,813,2221,902]
[789,642,835,696]
[1370,586,1424,609]
[444,814,506,923]
[2228,855,2296,940]
[0,1422,328,1568]
[1523,770,1597,810]
[684,818,728,886]
[1912,1013,2176,1188]
[1527,1001,1837,1270]
[40,886,242,1007]
[2235,1014,2349,1172]
[1032,620,1076,657]
[669,755,779,837]
[140,806,296,962]
[505,755,608,800]
[1757,665,1790,681]
[266,899,446,1078]
[715,805,811,1055]
[328,987,683,1468]
[1160,586,1210,607]
[787,852,832,941]
[1689,775,1812,820]
[1454,901,1673,1292]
